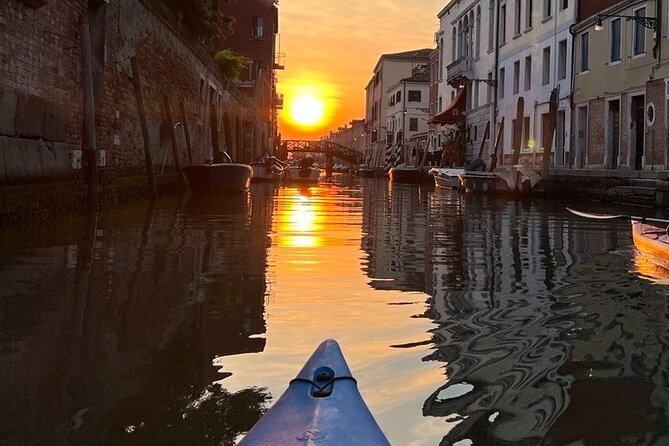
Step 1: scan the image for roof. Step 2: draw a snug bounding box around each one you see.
[438,0,459,18]
[401,69,430,83]
[373,48,433,72]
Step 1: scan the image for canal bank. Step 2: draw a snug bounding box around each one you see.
[0,173,184,224]
[545,168,669,208]
[1,0,280,225]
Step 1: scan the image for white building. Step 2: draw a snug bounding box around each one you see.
[437,0,497,161]
[386,67,430,163]
[496,0,576,166]
[435,0,575,167]
[364,49,432,167]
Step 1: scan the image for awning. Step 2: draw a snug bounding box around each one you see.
[429,87,466,125]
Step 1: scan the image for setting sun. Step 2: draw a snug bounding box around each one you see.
[289,94,325,127]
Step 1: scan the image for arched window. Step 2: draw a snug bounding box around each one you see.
[457,21,463,58]
[440,37,445,79]
[463,16,469,58]
[451,28,456,62]
[469,11,475,57]
[488,0,495,50]
[476,6,481,58]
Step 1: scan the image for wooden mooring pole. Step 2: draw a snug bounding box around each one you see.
[163,95,185,190]
[179,100,194,165]
[130,56,158,199]
[80,17,98,207]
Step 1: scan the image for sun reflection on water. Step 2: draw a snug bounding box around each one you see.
[278,189,322,248]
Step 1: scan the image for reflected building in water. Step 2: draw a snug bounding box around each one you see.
[0,185,277,445]
[360,179,669,444]
[361,180,432,292]
[423,194,669,444]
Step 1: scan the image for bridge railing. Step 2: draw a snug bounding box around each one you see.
[280,140,364,164]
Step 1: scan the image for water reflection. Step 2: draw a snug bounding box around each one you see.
[3,178,669,445]
[360,179,669,444]
[0,186,277,445]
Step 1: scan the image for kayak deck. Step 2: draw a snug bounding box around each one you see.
[238,339,390,445]
[632,221,669,268]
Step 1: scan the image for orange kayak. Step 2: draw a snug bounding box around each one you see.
[631,221,669,268]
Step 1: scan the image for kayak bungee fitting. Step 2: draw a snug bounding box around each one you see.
[237,339,391,445]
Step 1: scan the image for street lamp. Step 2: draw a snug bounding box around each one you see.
[594,11,660,58]
[456,76,497,87]
[594,12,659,31]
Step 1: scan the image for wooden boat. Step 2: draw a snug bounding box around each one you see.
[283,156,321,183]
[183,162,252,194]
[251,156,285,182]
[284,165,321,183]
[632,221,669,268]
[429,167,464,189]
[357,166,387,178]
[237,339,391,446]
[388,164,433,184]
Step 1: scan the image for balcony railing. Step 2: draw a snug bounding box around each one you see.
[446,57,473,86]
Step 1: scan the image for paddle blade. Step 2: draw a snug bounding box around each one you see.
[566,207,626,220]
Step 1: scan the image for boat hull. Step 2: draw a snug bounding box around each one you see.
[283,166,320,183]
[251,164,283,182]
[389,167,433,184]
[238,339,390,446]
[183,163,252,194]
[430,168,464,189]
[632,221,669,268]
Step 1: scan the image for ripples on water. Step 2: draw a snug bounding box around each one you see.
[2,177,669,445]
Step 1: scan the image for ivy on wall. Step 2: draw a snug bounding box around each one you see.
[164,0,233,45]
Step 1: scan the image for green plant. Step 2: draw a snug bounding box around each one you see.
[165,0,234,45]
[214,50,249,83]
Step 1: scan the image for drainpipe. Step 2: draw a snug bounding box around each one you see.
[569,22,577,168]
[493,0,501,165]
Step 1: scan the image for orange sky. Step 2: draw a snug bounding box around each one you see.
[276,1,444,140]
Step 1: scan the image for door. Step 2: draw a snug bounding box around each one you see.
[608,100,620,169]
[541,113,551,166]
[631,95,645,170]
[577,106,587,168]
[555,110,565,166]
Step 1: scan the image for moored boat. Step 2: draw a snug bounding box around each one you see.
[388,164,433,184]
[237,339,390,446]
[284,165,321,183]
[632,221,669,268]
[283,156,321,183]
[430,167,465,189]
[251,156,285,182]
[183,162,253,194]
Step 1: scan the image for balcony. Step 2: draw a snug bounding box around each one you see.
[274,52,286,70]
[446,57,473,86]
[275,94,284,110]
[234,79,257,88]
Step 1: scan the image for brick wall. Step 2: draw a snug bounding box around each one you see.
[587,98,605,166]
[0,0,267,186]
[578,0,619,21]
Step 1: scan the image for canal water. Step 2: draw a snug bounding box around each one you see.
[2,177,669,445]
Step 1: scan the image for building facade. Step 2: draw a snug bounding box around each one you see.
[0,0,263,191]
[437,0,497,161]
[323,119,366,154]
[385,67,430,163]
[496,0,576,166]
[217,0,282,158]
[364,49,432,167]
[573,0,668,171]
